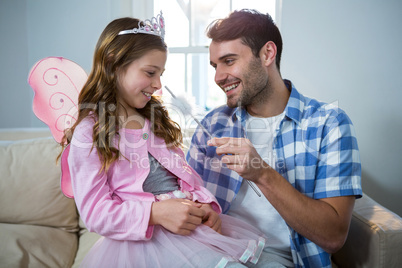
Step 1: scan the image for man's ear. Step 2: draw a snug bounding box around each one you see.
[260,41,277,67]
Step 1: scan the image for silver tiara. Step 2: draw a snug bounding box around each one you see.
[118,11,165,40]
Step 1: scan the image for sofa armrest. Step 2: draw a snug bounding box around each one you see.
[332,194,402,267]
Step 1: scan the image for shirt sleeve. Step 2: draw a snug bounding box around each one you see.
[186,127,207,178]
[314,109,362,199]
[68,120,154,241]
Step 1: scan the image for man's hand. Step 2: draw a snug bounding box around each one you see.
[150,199,205,236]
[198,203,222,234]
[207,138,355,253]
[207,137,270,182]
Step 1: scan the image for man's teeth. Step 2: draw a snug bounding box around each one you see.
[224,83,239,92]
[143,92,152,97]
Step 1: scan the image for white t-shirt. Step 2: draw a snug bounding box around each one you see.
[227,111,294,265]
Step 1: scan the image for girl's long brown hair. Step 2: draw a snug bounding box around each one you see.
[59,17,182,172]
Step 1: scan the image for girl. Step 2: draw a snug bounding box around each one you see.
[61,12,266,267]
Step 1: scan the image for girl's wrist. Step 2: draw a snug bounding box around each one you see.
[149,202,160,226]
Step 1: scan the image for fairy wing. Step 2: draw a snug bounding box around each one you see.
[60,144,74,198]
[28,57,87,198]
[28,56,87,143]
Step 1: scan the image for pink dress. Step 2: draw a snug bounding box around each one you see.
[64,117,266,267]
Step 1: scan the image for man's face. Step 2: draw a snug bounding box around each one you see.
[209,39,269,108]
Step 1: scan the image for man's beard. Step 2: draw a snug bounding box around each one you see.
[227,56,271,109]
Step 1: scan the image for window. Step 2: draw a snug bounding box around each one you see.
[147,0,278,109]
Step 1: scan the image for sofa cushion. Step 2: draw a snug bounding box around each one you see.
[0,128,51,141]
[0,138,78,232]
[332,194,402,267]
[0,222,77,267]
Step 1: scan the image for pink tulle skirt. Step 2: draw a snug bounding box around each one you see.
[80,214,266,268]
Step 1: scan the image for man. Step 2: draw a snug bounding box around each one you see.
[186,9,362,267]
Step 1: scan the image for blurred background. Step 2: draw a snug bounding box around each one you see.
[1,0,401,216]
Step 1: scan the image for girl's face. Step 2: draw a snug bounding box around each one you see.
[117,49,167,117]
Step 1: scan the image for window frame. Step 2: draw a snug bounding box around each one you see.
[132,0,281,109]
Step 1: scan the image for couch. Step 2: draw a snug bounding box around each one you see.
[0,128,401,267]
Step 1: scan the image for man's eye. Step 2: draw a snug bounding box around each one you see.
[225,59,234,65]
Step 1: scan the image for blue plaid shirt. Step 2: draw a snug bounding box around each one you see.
[186,80,362,267]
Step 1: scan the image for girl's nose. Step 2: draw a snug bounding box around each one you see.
[151,77,162,90]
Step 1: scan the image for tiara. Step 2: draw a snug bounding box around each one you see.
[118,11,165,40]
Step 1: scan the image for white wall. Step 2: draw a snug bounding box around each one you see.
[1,0,401,216]
[0,0,31,128]
[280,0,402,216]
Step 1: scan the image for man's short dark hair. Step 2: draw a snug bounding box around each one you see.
[206,9,283,71]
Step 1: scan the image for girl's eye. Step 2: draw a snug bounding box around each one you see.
[146,71,155,76]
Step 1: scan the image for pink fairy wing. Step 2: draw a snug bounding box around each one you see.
[28,57,87,143]
[60,144,74,198]
[28,57,87,199]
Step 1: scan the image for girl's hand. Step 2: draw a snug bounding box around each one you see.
[199,203,222,234]
[149,199,205,236]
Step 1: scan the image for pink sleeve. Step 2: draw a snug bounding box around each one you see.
[173,147,222,214]
[191,185,222,214]
[68,119,154,241]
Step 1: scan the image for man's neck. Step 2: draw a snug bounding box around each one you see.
[246,77,290,118]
